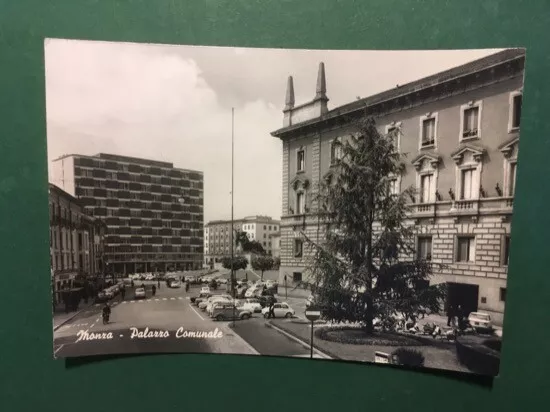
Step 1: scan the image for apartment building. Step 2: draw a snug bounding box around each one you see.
[49,184,105,304]
[271,49,525,322]
[241,215,280,256]
[51,153,204,273]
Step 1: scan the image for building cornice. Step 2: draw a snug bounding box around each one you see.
[272,49,525,140]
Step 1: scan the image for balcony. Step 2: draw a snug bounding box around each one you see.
[140,174,152,183]
[409,197,513,219]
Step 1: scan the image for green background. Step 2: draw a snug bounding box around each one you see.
[0,1,548,410]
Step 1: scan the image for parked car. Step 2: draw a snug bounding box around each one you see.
[206,295,234,315]
[191,292,211,304]
[200,286,211,294]
[104,288,115,299]
[262,302,295,318]
[145,274,155,281]
[169,280,181,288]
[236,285,248,298]
[258,295,277,308]
[134,287,146,299]
[210,303,252,321]
[245,287,263,298]
[216,278,228,285]
[241,298,262,313]
[305,295,315,308]
[468,312,493,331]
[200,295,232,312]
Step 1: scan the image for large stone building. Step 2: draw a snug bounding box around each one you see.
[271,49,525,323]
[51,153,204,273]
[49,184,106,305]
[204,215,280,266]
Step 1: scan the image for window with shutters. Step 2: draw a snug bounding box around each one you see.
[419,114,437,148]
[460,101,482,141]
[420,173,434,203]
[417,236,432,261]
[460,168,475,200]
[297,149,305,172]
[456,236,475,262]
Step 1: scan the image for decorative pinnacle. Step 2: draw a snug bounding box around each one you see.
[315,62,327,100]
[284,76,295,110]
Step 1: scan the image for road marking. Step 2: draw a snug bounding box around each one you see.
[189,304,205,321]
[54,344,64,356]
[162,298,167,301]
[185,297,190,300]
[147,299,152,302]
[155,299,160,301]
[170,297,176,300]
[121,301,127,304]
[178,297,183,300]
[119,334,124,337]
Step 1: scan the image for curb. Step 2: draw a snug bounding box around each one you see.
[52,299,119,332]
[266,321,337,360]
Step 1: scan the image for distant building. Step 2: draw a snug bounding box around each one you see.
[271,49,525,323]
[269,232,281,258]
[49,184,104,304]
[241,215,281,256]
[51,153,204,274]
[204,215,281,266]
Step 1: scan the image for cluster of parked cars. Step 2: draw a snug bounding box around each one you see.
[95,282,125,303]
[190,284,296,321]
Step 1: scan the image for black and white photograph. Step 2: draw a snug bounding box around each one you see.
[47,39,525,376]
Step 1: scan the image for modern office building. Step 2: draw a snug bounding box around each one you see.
[271,49,525,323]
[51,153,204,274]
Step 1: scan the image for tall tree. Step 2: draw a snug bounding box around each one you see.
[251,255,275,281]
[306,115,445,333]
[234,230,266,255]
[221,256,248,273]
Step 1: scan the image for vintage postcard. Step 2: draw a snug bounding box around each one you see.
[47,39,525,375]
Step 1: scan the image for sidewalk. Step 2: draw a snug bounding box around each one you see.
[52,300,96,331]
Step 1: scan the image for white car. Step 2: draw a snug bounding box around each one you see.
[262,302,295,318]
[241,298,262,313]
[134,287,146,299]
[305,295,315,308]
[216,278,228,285]
[245,287,263,298]
[169,280,181,288]
[200,286,210,294]
[205,295,233,314]
[145,274,155,281]
[468,312,493,331]
[265,280,275,288]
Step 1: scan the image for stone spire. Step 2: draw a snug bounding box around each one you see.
[315,62,327,100]
[284,75,295,111]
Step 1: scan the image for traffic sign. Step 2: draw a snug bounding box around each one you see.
[305,308,321,322]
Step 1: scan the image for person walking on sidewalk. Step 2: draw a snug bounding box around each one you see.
[446,304,455,327]
[120,284,126,301]
[267,299,276,319]
[152,284,157,296]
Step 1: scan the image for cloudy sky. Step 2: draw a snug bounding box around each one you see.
[45,39,500,222]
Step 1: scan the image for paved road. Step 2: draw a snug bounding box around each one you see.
[53,283,257,358]
[229,317,316,358]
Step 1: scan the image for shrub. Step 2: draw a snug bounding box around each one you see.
[391,348,425,367]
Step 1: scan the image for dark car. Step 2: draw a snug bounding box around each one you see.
[258,295,277,308]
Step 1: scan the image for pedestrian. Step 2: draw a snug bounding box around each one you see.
[121,285,126,301]
[152,284,156,296]
[131,279,134,288]
[446,304,455,327]
[456,305,464,330]
[268,300,275,319]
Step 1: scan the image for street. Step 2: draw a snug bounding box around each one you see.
[53,281,315,359]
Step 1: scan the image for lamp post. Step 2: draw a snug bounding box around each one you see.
[178,197,186,274]
[231,108,236,327]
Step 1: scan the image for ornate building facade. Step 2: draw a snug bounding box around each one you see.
[271,49,525,323]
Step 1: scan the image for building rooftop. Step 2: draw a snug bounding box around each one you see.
[272,48,525,137]
[52,152,203,174]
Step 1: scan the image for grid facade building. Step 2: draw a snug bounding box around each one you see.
[51,153,204,274]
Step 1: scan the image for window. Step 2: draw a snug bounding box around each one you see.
[509,162,517,196]
[292,272,302,282]
[297,149,305,172]
[462,106,479,139]
[296,192,305,214]
[420,173,434,203]
[294,239,303,258]
[263,242,266,247]
[460,169,475,200]
[330,139,343,164]
[500,287,507,302]
[263,234,266,239]
[456,236,475,262]
[386,124,400,152]
[503,235,511,266]
[509,92,522,131]
[388,178,399,196]
[264,225,267,230]
[417,236,432,261]
[268,225,272,230]
[421,117,436,147]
